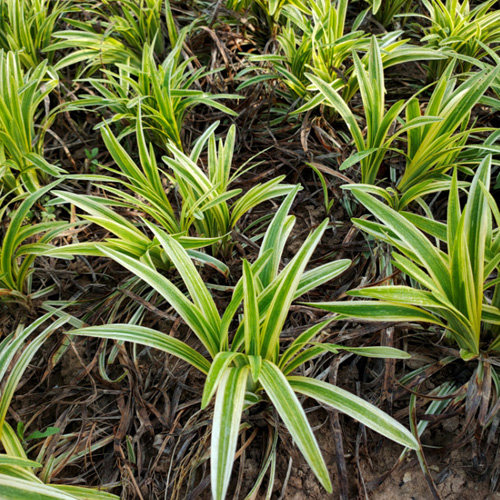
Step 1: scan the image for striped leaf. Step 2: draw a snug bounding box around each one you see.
[259,361,332,493]
[211,366,249,500]
[69,324,211,375]
[288,377,418,449]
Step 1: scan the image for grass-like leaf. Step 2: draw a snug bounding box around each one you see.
[259,360,332,493]
[289,377,418,449]
[211,366,249,500]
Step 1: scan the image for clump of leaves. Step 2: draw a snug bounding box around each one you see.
[241,0,368,105]
[239,2,443,120]
[313,156,499,435]
[422,0,500,79]
[162,122,294,255]
[49,0,181,71]
[51,119,292,264]
[307,38,499,210]
[0,50,63,193]
[226,0,310,32]
[0,0,72,69]
[100,0,169,57]
[0,181,70,304]
[63,26,238,150]
[68,188,418,499]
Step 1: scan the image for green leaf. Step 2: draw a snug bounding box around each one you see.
[147,224,222,336]
[350,189,451,296]
[97,246,219,357]
[0,475,78,499]
[307,300,444,325]
[289,376,418,449]
[242,260,260,356]
[259,186,301,287]
[259,361,332,493]
[315,344,411,359]
[339,148,380,171]
[211,366,249,500]
[50,485,118,499]
[306,74,364,150]
[260,220,328,361]
[70,324,211,374]
[247,355,262,381]
[279,318,335,372]
[0,455,41,469]
[295,260,351,298]
[25,427,60,441]
[347,286,452,310]
[201,352,241,408]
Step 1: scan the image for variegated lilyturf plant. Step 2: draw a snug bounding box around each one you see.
[67,188,418,499]
[306,37,499,210]
[49,119,293,265]
[312,156,500,435]
[0,181,71,304]
[60,27,238,150]
[0,0,72,69]
[240,0,443,118]
[421,0,500,79]
[0,50,62,193]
